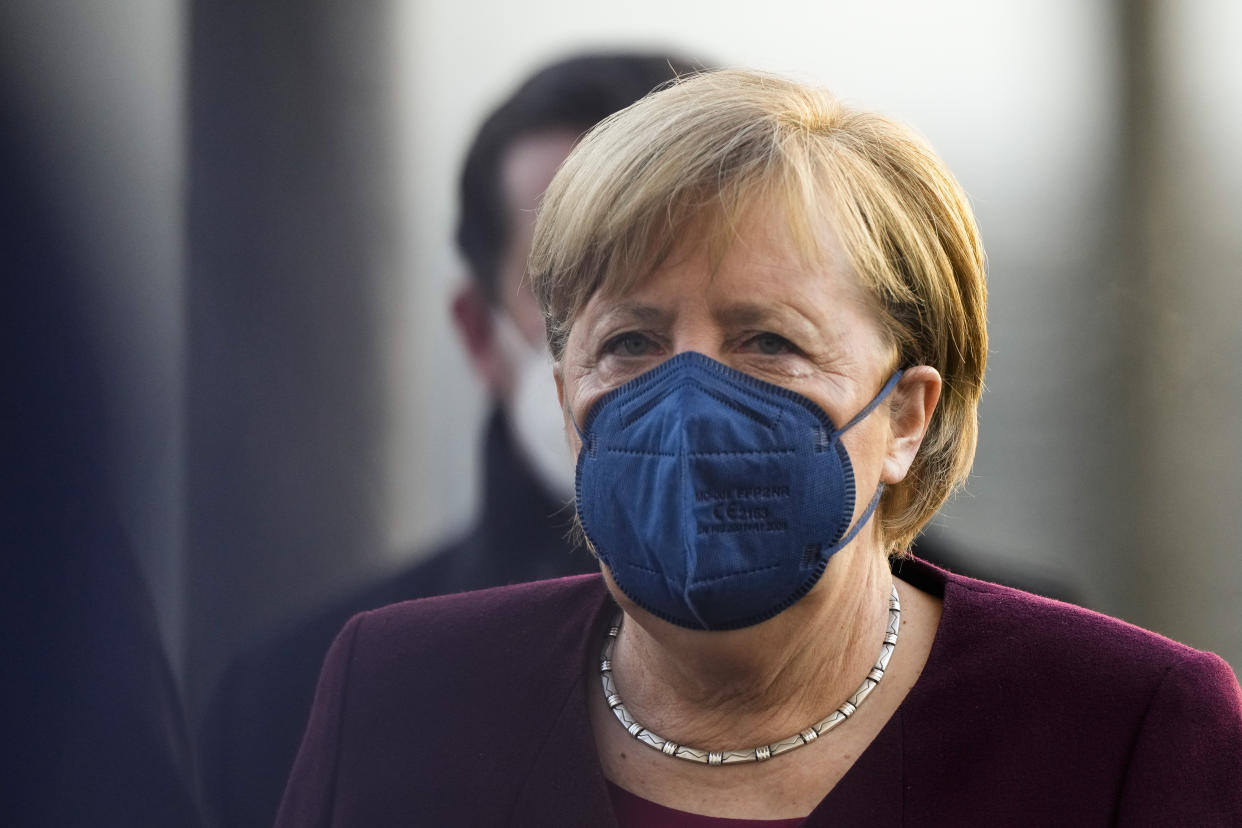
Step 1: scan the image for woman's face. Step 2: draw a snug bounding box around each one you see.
[555,206,905,513]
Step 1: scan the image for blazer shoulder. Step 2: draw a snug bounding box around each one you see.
[361,572,607,631]
[279,579,609,825]
[343,574,610,682]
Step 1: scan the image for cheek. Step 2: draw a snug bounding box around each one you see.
[839,419,889,491]
[553,368,582,459]
[562,365,611,430]
[562,410,583,458]
[556,374,607,464]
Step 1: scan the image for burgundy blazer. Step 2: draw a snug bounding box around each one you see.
[276,559,1242,826]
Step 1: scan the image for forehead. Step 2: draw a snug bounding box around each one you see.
[500,130,580,219]
[497,130,582,305]
[598,196,867,311]
[576,200,887,352]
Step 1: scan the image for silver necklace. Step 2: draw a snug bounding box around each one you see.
[599,585,900,765]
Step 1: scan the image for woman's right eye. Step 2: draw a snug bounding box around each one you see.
[603,332,656,358]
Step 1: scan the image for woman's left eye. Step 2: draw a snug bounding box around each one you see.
[745,333,795,356]
[603,331,656,357]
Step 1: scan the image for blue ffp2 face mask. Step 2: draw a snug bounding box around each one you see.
[574,351,902,631]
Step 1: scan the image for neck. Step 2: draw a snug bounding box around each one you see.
[607,542,894,751]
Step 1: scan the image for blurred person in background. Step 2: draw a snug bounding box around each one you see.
[277,69,1242,826]
[198,51,700,828]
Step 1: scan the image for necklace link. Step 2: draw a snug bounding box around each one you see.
[599,585,901,765]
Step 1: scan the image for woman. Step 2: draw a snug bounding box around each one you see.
[277,71,1242,826]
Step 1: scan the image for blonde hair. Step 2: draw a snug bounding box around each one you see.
[530,70,988,553]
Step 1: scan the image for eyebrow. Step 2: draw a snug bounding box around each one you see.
[715,302,779,328]
[590,302,675,333]
[587,300,828,343]
[715,302,822,339]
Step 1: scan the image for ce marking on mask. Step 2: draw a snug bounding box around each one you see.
[695,485,791,535]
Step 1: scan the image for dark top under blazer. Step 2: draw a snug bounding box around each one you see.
[277,559,1242,827]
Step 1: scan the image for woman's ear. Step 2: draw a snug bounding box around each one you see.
[881,365,941,485]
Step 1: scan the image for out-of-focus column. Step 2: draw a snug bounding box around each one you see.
[185,0,397,721]
[0,1,187,671]
[1123,0,1242,671]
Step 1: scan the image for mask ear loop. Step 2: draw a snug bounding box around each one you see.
[822,483,885,558]
[840,369,904,433]
[821,369,904,557]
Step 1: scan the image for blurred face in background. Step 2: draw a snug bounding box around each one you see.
[493,129,580,372]
[452,128,580,400]
[480,128,582,498]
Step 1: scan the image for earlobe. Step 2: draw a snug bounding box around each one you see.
[881,366,942,485]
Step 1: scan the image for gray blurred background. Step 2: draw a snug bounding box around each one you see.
[4,0,1239,728]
